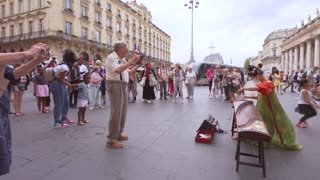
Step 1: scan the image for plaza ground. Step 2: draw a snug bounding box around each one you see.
[2,86,320,180]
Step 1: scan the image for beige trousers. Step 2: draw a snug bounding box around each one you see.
[106,80,128,143]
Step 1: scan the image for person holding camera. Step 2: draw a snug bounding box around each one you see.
[172,63,185,103]
[0,43,49,176]
[105,42,141,148]
[158,63,169,100]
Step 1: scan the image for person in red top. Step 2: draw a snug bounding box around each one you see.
[206,67,214,98]
[238,65,303,150]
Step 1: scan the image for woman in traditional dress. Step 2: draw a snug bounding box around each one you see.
[141,62,156,103]
[238,65,303,150]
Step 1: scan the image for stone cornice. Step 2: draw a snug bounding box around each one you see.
[281,17,320,51]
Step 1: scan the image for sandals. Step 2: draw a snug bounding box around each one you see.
[77,121,85,126]
[77,120,89,126]
[82,120,89,123]
[296,122,307,128]
[15,112,24,116]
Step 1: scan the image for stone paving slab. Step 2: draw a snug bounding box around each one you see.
[1,86,320,180]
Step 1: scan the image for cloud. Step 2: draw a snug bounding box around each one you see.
[131,0,319,66]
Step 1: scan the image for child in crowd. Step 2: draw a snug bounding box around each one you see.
[33,66,49,113]
[296,79,320,128]
[77,73,91,126]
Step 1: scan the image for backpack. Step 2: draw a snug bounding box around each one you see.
[44,67,55,82]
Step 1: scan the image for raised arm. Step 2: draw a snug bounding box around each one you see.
[129,65,140,76]
[0,43,48,65]
[13,57,47,79]
[115,55,140,74]
[238,86,259,94]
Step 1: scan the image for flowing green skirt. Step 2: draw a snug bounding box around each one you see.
[256,92,303,150]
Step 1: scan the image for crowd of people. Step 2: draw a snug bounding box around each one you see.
[264,64,320,128]
[1,41,320,176]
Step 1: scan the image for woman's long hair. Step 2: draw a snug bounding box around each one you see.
[61,49,76,71]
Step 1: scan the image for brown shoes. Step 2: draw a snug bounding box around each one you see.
[117,134,128,141]
[77,121,85,126]
[106,141,124,148]
[106,135,128,148]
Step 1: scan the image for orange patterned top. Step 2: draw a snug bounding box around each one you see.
[256,81,275,96]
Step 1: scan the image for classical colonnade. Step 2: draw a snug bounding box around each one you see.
[281,36,320,74]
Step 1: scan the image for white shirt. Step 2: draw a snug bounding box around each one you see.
[79,64,88,80]
[298,89,313,105]
[297,72,303,81]
[54,64,69,79]
[173,69,183,82]
[105,52,129,83]
[186,71,196,84]
[90,72,102,88]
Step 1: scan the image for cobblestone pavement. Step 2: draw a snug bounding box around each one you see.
[1,86,319,180]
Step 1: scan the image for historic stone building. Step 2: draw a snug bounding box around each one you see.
[0,0,171,66]
[203,53,224,64]
[281,11,320,74]
[250,51,262,67]
[257,28,296,74]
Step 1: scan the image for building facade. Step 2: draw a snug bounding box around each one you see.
[258,29,296,74]
[281,11,320,74]
[0,0,171,66]
[250,51,262,67]
[203,53,224,64]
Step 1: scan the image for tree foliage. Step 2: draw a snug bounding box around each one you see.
[243,58,251,72]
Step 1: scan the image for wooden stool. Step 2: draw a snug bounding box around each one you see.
[235,138,266,177]
[232,100,271,178]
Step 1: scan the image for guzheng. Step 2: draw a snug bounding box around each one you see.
[233,100,271,141]
[232,100,271,178]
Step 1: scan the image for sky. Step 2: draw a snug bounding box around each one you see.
[128,0,319,67]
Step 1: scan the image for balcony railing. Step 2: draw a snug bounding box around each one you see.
[64,8,73,13]
[1,30,116,51]
[95,21,102,26]
[1,31,48,43]
[81,15,89,20]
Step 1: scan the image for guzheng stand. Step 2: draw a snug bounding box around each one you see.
[232,100,271,178]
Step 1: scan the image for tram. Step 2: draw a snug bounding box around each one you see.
[190,62,243,86]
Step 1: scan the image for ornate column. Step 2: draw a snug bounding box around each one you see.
[289,48,293,73]
[281,53,285,71]
[315,36,320,67]
[306,40,312,70]
[299,43,305,70]
[284,51,289,74]
[294,46,299,71]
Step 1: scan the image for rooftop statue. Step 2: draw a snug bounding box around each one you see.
[301,20,304,27]
[317,8,319,17]
[308,14,311,23]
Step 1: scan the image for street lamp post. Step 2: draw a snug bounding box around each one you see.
[185,0,199,64]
